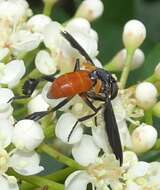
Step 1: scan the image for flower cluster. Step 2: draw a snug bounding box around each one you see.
[0,0,160,190]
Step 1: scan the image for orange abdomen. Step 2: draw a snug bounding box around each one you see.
[47,71,94,99]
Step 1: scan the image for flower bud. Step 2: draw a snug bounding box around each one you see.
[75,0,104,22]
[155,63,160,79]
[123,20,146,50]
[110,48,144,71]
[27,14,51,33]
[35,50,57,75]
[12,120,44,151]
[135,82,158,109]
[131,123,157,153]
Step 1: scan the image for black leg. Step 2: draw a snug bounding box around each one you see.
[86,92,106,102]
[74,59,80,71]
[25,97,73,121]
[68,106,101,141]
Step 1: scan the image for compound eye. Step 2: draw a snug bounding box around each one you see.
[90,71,97,80]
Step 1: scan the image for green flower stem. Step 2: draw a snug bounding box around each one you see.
[46,167,76,181]
[20,182,35,190]
[104,60,119,71]
[42,122,55,139]
[146,74,158,83]
[152,101,160,118]
[38,143,83,170]
[43,0,57,16]
[8,169,64,190]
[144,109,153,125]
[119,49,134,89]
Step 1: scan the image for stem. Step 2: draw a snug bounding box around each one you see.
[38,143,83,170]
[146,74,158,83]
[46,167,76,181]
[144,109,153,125]
[8,169,64,190]
[119,49,134,89]
[43,0,57,16]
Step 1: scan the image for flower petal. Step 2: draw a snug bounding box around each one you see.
[65,170,90,190]
[27,94,49,114]
[0,119,13,148]
[55,113,83,144]
[0,175,18,190]
[0,60,25,88]
[9,150,44,175]
[0,88,14,112]
[35,50,57,75]
[92,126,111,153]
[126,161,150,179]
[72,135,100,166]
[12,119,44,151]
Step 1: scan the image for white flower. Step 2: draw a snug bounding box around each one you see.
[72,135,100,166]
[9,150,44,175]
[26,14,51,33]
[0,88,14,112]
[131,123,157,153]
[0,60,25,88]
[28,94,49,114]
[123,20,146,50]
[35,50,57,75]
[55,113,83,144]
[0,0,31,26]
[75,0,104,22]
[10,30,42,55]
[135,82,158,109]
[155,62,160,79]
[109,48,144,71]
[65,149,123,190]
[12,119,44,151]
[0,118,44,189]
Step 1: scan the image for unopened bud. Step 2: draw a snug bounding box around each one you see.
[135,82,158,109]
[123,20,146,50]
[131,123,157,153]
[110,48,144,71]
[75,0,104,22]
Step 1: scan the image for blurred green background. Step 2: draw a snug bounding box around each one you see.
[26,0,160,172]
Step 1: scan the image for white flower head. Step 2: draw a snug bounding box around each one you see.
[75,0,104,22]
[12,119,44,151]
[35,50,57,75]
[26,14,51,33]
[131,123,157,153]
[28,94,49,114]
[123,20,146,50]
[135,82,158,109]
[0,60,25,88]
[55,113,83,144]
